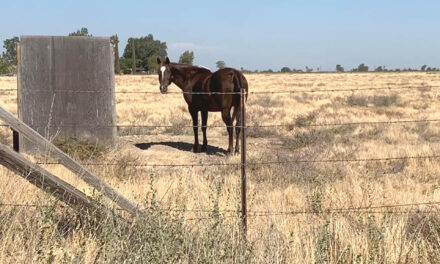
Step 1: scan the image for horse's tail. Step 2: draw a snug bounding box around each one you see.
[232,71,248,124]
[233,71,248,101]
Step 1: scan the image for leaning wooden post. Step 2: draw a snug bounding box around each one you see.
[0,105,144,217]
[240,85,247,237]
[0,143,110,214]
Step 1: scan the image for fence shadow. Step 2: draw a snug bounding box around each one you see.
[135,141,228,155]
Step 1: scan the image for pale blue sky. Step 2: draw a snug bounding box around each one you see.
[1,0,439,71]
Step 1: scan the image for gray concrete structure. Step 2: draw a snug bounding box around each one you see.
[18,36,116,152]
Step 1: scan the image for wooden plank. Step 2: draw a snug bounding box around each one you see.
[0,105,144,217]
[0,143,105,213]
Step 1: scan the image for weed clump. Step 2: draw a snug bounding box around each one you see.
[55,137,108,161]
[347,94,400,107]
[347,95,369,107]
[372,94,399,107]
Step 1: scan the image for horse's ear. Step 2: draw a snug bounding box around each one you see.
[165,57,170,64]
[157,57,161,64]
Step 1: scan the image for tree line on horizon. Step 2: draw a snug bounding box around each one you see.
[1,28,439,74]
[275,63,440,73]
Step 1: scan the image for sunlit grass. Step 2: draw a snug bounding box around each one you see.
[1,72,440,262]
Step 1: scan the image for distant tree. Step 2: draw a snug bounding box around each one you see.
[119,58,131,74]
[110,35,121,74]
[336,64,344,72]
[147,55,161,73]
[421,65,427,71]
[240,67,252,73]
[0,57,9,74]
[216,60,226,69]
[2,37,19,64]
[178,50,194,65]
[123,34,167,72]
[305,66,313,72]
[69,27,92,36]
[280,67,291,73]
[352,63,369,72]
[375,66,384,72]
[0,56,16,74]
[119,58,142,74]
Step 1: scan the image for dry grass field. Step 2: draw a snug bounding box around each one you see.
[1,72,440,263]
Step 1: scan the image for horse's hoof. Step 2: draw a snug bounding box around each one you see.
[235,149,240,155]
[193,146,199,153]
[201,145,207,152]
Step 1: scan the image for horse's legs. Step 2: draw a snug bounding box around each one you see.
[189,108,199,153]
[201,110,208,152]
[221,108,233,154]
[233,107,241,154]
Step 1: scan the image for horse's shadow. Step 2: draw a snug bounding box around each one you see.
[135,141,228,156]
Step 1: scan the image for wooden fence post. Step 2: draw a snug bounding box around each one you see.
[12,130,19,152]
[14,42,20,153]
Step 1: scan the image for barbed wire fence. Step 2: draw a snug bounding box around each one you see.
[1,83,440,228]
[1,83,439,94]
[1,201,440,222]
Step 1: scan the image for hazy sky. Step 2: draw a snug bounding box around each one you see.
[1,0,439,71]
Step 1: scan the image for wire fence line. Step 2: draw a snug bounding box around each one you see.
[2,83,440,224]
[1,84,439,94]
[1,201,439,218]
[34,154,440,168]
[2,118,440,130]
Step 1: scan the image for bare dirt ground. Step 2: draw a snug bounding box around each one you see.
[2,72,440,263]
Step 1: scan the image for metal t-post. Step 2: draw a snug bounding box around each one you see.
[240,86,247,236]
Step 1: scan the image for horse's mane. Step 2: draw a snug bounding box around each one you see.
[170,63,212,73]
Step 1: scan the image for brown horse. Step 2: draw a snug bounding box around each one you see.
[157,57,248,154]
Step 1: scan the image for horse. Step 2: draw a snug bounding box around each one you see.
[156,57,248,154]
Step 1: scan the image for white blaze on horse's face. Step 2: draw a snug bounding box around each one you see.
[160,66,166,80]
[159,65,170,94]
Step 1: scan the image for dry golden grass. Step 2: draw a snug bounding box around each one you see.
[1,72,440,263]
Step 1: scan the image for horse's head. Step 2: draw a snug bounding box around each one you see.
[157,57,171,94]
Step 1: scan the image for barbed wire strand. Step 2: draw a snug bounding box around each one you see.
[34,154,440,168]
[1,84,439,94]
[2,118,440,130]
[1,201,439,218]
